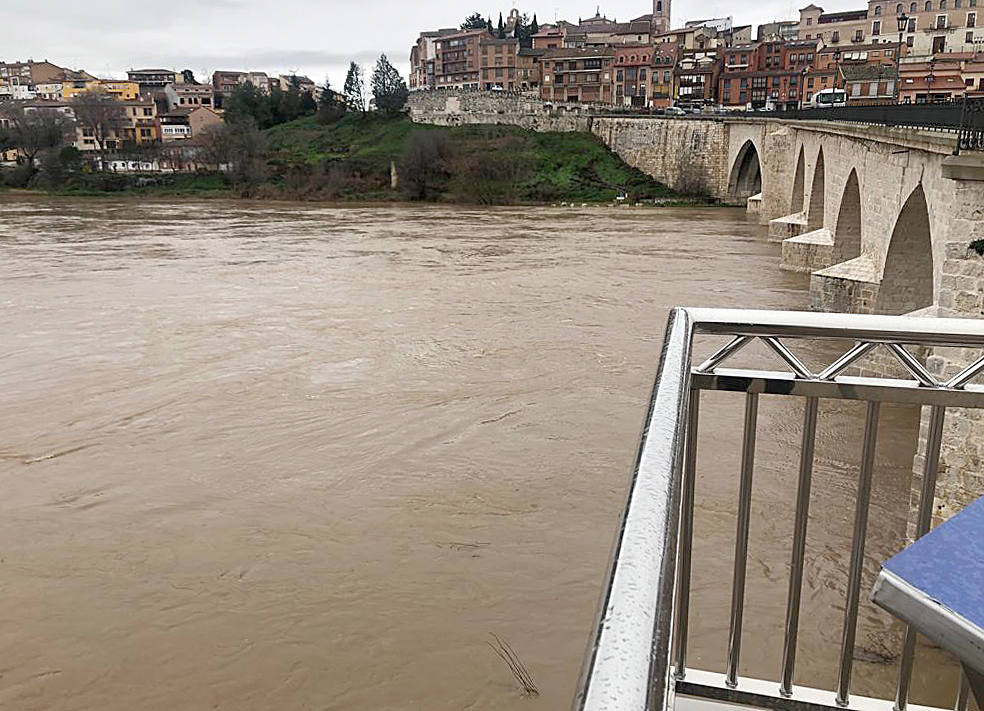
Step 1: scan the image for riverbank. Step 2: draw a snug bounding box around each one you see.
[0,114,687,205]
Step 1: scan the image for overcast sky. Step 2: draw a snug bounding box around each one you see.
[10,0,863,88]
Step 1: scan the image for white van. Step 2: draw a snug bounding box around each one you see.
[805,88,847,108]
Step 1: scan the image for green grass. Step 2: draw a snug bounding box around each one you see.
[263,113,678,204]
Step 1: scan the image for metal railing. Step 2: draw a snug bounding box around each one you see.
[574,308,984,711]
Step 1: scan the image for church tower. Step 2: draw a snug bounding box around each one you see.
[653,0,671,32]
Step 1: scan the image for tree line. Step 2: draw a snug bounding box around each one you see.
[460,10,540,47]
[224,54,408,130]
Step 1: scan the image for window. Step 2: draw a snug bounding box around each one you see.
[956,0,962,7]
[832,30,841,41]
[908,17,917,30]
[911,1,918,9]
[808,76,815,87]
[855,29,864,40]
[908,35,915,44]
[937,13,948,26]
[640,68,647,80]
[656,0,662,10]
[941,0,947,7]
[807,17,813,24]
[969,11,977,24]
[926,0,932,9]
[873,19,882,33]
[897,2,903,10]
[968,29,976,39]
[875,4,883,13]
[616,69,624,81]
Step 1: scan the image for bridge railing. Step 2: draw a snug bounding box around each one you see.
[573,307,984,711]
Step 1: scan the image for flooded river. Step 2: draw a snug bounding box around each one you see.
[0,199,958,710]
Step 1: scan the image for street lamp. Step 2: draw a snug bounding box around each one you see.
[799,66,809,111]
[895,11,909,103]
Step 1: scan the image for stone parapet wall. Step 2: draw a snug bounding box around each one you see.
[407,90,592,132]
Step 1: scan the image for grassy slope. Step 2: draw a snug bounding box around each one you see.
[263,113,677,204]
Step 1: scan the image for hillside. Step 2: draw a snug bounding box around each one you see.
[262,113,678,204]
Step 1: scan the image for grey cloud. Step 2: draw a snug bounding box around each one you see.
[9,0,869,87]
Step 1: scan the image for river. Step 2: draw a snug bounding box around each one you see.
[0,199,957,710]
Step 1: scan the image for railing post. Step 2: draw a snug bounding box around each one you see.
[836,400,881,706]
[780,396,820,697]
[673,388,701,680]
[726,392,759,688]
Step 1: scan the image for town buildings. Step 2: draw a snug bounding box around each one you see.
[540,46,616,103]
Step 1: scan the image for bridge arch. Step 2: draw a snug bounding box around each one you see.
[790,146,806,214]
[728,140,762,201]
[807,147,826,230]
[832,168,862,263]
[876,184,934,315]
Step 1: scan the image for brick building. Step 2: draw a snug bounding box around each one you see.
[540,47,615,103]
[434,29,485,89]
[614,44,655,106]
[674,51,720,106]
[479,36,522,90]
[650,48,680,107]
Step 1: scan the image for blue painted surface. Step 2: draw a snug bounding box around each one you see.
[884,496,984,630]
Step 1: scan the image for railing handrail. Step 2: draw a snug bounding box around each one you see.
[574,307,693,711]
[574,307,984,711]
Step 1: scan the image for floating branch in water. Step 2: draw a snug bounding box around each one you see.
[487,633,539,696]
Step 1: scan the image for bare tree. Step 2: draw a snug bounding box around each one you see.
[0,102,74,167]
[196,123,234,171]
[70,91,126,164]
[195,120,267,192]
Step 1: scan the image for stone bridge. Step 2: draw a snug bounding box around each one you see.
[592,117,984,323]
[593,116,984,525]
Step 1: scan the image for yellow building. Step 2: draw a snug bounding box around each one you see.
[62,79,140,101]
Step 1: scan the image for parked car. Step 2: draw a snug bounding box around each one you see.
[664,106,686,116]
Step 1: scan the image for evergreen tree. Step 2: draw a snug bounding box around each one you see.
[224,83,274,129]
[497,13,505,38]
[461,12,487,29]
[486,17,494,33]
[530,15,539,36]
[370,54,409,114]
[317,79,346,124]
[343,62,366,113]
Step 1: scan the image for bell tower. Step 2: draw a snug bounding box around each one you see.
[653,0,671,32]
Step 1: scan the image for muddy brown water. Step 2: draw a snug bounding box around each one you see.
[0,199,960,710]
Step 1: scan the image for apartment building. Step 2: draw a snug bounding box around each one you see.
[479,36,522,90]
[674,51,721,105]
[127,68,178,94]
[650,50,679,107]
[434,29,485,89]
[899,54,974,99]
[539,46,615,103]
[718,38,818,108]
[164,83,215,110]
[614,44,655,105]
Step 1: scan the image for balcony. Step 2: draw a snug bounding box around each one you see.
[574,308,984,711]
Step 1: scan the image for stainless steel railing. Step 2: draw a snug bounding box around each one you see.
[573,308,984,711]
